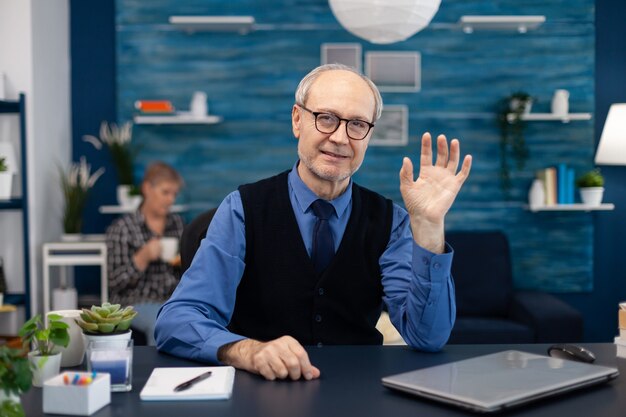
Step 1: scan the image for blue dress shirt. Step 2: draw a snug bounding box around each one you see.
[155,163,456,363]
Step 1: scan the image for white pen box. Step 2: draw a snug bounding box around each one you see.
[43,372,111,416]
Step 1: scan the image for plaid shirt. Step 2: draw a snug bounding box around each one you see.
[105,210,184,306]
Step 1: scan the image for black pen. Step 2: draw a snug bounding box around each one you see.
[173,371,213,392]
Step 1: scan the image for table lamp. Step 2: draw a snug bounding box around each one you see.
[595,104,626,165]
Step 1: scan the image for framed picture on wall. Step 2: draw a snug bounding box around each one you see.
[370,105,409,146]
[365,52,421,92]
[321,43,362,71]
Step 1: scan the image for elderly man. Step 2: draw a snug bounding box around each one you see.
[155,64,472,381]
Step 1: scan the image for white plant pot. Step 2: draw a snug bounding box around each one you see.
[47,309,85,367]
[0,172,13,200]
[116,184,141,210]
[83,330,132,350]
[579,187,604,206]
[28,351,62,387]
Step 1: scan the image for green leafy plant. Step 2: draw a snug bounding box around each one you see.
[18,314,70,357]
[59,156,105,234]
[576,169,604,188]
[497,92,534,194]
[75,302,137,334]
[83,121,137,186]
[0,157,8,172]
[0,345,31,417]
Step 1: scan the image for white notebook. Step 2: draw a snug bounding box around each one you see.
[140,366,235,401]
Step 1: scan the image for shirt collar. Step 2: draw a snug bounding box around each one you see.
[288,161,352,218]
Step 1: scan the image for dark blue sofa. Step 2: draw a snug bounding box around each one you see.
[446,231,583,344]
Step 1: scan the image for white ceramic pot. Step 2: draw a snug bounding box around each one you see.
[116,184,131,207]
[0,172,13,200]
[551,89,570,116]
[47,309,85,367]
[28,351,62,387]
[528,179,546,208]
[579,187,604,206]
[83,330,132,350]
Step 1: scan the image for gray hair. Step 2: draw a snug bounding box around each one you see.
[294,64,383,121]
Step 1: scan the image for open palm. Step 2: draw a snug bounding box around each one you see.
[400,133,472,225]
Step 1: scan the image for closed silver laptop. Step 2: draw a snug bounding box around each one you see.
[382,350,618,413]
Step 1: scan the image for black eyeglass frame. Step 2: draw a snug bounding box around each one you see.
[298,104,375,141]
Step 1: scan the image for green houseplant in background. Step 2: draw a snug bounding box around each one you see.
[83,121,140,208]
[0,345,32,417]
[497,92,534,195]
[0,156,13,200]
[18,314,70,387]
[576,168,605,206]
[59,156,105,236]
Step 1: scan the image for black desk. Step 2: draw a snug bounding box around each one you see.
[23,344,626,416]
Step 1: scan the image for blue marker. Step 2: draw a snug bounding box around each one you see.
[72,373,80,385]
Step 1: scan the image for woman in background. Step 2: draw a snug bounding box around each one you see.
[106,161,184,345]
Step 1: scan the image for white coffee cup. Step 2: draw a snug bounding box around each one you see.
[160,237,179,262]
[47,309,85,367]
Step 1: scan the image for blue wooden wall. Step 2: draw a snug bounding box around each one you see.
[113,0,595,292]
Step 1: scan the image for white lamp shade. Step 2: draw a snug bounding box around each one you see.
[329,0,441,45]
[595,103,626,165]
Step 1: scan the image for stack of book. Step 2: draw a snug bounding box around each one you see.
[536,164,576,205]
[134,100,175,114]
[614,304,626,357]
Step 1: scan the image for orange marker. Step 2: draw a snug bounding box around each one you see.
[63,373,70,385]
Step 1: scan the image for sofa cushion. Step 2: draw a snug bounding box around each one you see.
[447,231,513,317]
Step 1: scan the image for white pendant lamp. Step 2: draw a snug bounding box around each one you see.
[329,0,441,44]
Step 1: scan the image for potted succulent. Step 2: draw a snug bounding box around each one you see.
[0,345,32,417]
[576,169,604,206]
[0,156,13,200]
[497,92,534,195]
[75,302,137,345]
[18,314,70,387]
[59,156,105,239]
[82,121,139,208]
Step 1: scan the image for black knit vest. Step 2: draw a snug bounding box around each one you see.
[229,170,393,345]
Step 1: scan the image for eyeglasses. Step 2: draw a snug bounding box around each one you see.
[298,105,375,141]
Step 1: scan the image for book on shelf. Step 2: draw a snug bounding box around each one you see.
[134,100,175,113]
[536,164,575,206]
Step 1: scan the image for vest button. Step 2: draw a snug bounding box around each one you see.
[315,314,322,323]
[433,262,441,270]
[318,288,324,296]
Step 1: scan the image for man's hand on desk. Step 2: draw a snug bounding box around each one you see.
[218,336,321,381]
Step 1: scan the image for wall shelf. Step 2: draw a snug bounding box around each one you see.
[459,15,546,34]
[169,15,255,34]
[133,113,222,125]
[99,204,188,214]
[0,94,31,317]
[507,112,592,123]
[527,203,614,212]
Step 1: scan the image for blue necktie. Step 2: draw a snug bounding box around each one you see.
[311,199,335,273]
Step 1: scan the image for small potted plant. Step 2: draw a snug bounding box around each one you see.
[576,169,604,206]
[0,345,32,417]
[75,302,137,345]
[59,156,105,239]
[18,314,70,387]
[83,121,139,208]
[0,156,13,200]
[497,92,535,195]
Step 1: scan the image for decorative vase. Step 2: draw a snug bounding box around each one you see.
[551,89,570,116]
[579,187,604,206]
[190,91,208,118]
[28,351,62,387]
[528,179,545,208]
[509,98,533,115]
[47,309,85,367]
[0,172,13,200]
